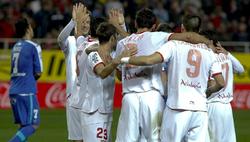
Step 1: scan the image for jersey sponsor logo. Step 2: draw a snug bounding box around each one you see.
[180,79,201,89]
[92,53,99,64]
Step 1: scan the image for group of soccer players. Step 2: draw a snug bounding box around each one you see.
[9,0,244,142]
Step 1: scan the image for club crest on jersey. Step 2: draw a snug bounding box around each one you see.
[92,53,99,63]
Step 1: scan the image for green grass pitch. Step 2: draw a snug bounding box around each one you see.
[0,109,250,141]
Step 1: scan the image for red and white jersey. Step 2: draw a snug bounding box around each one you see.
[80,51,115,113]
[207,53,236,103]
[62,36,78,97]
[116,31,172,94]
[157,40,222,111]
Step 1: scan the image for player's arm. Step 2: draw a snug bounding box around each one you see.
[57,5,77,51]
[75,3,89,39]
[206,73,225,97]
[122,41,173,66]
[206,60,225,97]
[169,32,211,45]
[216,45,244,74]
[95,45,137,79]
[123,53,163,66]
[108,9,129,38]
[94,59,120,79]
[33,45,43,80]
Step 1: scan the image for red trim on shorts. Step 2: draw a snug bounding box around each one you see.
[155,52,164,63]
[93,62,105,74]
[167,33,173,41]
[212,72,222,77]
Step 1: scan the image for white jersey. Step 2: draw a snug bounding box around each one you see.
[207,53,244,103]
[61,36,77,97]
[70,37,100,109]
[80,51,115,113]
[116,31,172,94]
[157,40,222,111]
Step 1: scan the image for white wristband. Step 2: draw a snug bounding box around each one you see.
[121,57,130,64]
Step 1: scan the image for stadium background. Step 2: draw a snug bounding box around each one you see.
[0,0,250,141]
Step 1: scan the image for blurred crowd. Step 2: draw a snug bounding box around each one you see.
[0,0,250,42]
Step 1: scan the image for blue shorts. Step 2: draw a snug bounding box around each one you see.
[9,94,40,126]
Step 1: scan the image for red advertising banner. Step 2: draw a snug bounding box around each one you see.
[0,82,123,109]
[1,82,250,109]
[231,84,250,109]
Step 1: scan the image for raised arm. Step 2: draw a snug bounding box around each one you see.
[57,4,78,50]
[108,9,129,38]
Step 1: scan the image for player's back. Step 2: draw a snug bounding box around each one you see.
[165,40,218,111]
[9,40,42,94]
[116,31,172,94]
[207,53,233,103]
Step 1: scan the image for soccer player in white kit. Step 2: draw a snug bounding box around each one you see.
[57,2,89,141]
[201,31,245,142]
[120,15,226,142]
[75,22,134,142]
[115,10,215,142]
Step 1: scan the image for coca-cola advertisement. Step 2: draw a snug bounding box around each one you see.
[1,82,250,109]
[0,82,123,109]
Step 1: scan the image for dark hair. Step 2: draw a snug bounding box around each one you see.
[135,8,157,29]
[90,17,106,38]
[96,22,116,44]
[199,30,218,46]
[15,18,29,38]
[156,23,173,32]
[72,0,85,5]
[182,15,201,32]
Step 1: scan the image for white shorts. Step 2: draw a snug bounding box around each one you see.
[160,106,208,142]
[81,110,112,142]
[66,101,83,140]
[206,102,236,142]
[116,90,165,142]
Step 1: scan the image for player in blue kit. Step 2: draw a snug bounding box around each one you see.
[8,18,43,142]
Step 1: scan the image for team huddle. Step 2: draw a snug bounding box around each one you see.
[8,0,244,142]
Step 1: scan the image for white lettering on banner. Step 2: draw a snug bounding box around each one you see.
[45,83,66,108]
[232,90,250,109]
[0,83,11,108]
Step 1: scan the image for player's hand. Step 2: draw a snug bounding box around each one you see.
[75,3,89,37]
[108,9,125,26]
[119,43,138,59]
[215,42,228,55]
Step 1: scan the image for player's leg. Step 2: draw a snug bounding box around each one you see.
[139,90,165,141]
[115,93,140,142]
[160,106,190,142]
[185,111,208,142]
[81,111,112,142]
[66,101,83,142]
[207,103,236,142]
[9,94,40,142]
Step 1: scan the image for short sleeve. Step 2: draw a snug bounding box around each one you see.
[88,52,104,73]
[156,41,176,63]
[151,32,173,46]
[33,45,43,73]
[209,53,222,77]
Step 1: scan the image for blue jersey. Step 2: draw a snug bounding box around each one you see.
[9,40,43,94]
